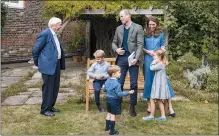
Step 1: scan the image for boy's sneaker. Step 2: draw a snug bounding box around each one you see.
[97,105,104,112]
[109,130,119,135]
[143,116,154,120]
[155,117,167,121]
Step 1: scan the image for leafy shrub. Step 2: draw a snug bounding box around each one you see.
[205,68,218,93]
[171,79,218,103]
[167,52,202,80]
[177,52,202,70]
[183,65,211,89]
[71,73,86,103]
[167,61,184,80]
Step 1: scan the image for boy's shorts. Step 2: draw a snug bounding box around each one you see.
[107,98,121,115]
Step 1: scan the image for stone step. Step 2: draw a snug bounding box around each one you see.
[1,95,29,105]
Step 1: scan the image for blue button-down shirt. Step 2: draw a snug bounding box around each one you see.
[88,61,110,80]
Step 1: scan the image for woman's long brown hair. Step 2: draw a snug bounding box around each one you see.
[144,16,163,38]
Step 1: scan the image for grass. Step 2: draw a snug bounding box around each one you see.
[27,80,42,88]
[1,56,217,134]
[1,71,37,102]
[1,97,218,135]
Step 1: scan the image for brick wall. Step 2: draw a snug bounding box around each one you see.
[61,21,87,56]
[1,1,86,63]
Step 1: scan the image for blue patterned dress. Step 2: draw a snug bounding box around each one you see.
[143,33,174,99]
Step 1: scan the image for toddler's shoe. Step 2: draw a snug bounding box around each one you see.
[105,127,110,131]
[155,117,167,121]
[143,116,154,120]
[105,125,110,131]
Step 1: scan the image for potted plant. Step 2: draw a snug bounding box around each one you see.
[70,21,86,63]
[81,55,87,63]
[71,35,82,63]
[79,41,87,63]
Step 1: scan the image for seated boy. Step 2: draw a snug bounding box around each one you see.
[87,50,110,112]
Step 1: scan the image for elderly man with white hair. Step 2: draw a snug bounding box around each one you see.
[32,17,66,116]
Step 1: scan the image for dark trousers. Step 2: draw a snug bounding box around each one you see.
[41,60,61,113]
[116,55,139,105]
[93,79,106,106]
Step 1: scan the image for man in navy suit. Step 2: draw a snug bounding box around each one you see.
[32,17,65,116]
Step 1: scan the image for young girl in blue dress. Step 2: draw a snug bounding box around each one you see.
[143,49,173,121]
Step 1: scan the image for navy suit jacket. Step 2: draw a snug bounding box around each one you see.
[32,28,65,75]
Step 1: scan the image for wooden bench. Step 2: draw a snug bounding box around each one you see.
[86,58,144,112]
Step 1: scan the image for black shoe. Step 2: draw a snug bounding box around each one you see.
[97,105,104,112]
[147,110,151,115]
[40,111,55,116]
[51,107,60,112]
[169,113,176,117]
[129,104,137,117]
[109,130,119,135]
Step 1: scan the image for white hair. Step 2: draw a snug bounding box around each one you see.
[48,17,62,28]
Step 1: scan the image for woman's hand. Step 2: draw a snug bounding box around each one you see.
[149,50,155,56]
[143,48,155,56]
[144,49,155,56]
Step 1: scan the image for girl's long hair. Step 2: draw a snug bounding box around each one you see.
[144,16,163,38]
[155,49,168,65]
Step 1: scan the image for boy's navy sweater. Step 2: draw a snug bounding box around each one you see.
[103,78,129,99]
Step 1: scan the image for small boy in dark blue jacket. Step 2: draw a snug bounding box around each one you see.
[103,65,134,135]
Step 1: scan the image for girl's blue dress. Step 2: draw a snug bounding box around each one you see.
[143,33,174,99]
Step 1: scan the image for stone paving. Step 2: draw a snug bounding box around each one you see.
[1,58,189,106]
[1,62,36,92]
[1,58,86,106]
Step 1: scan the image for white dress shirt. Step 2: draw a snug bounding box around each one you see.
[124,21,132,29]
[50,28,61,59]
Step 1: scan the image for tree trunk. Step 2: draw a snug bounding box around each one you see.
[59,18,71,33]
[202,54,208,66]
[90,16,118,57]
